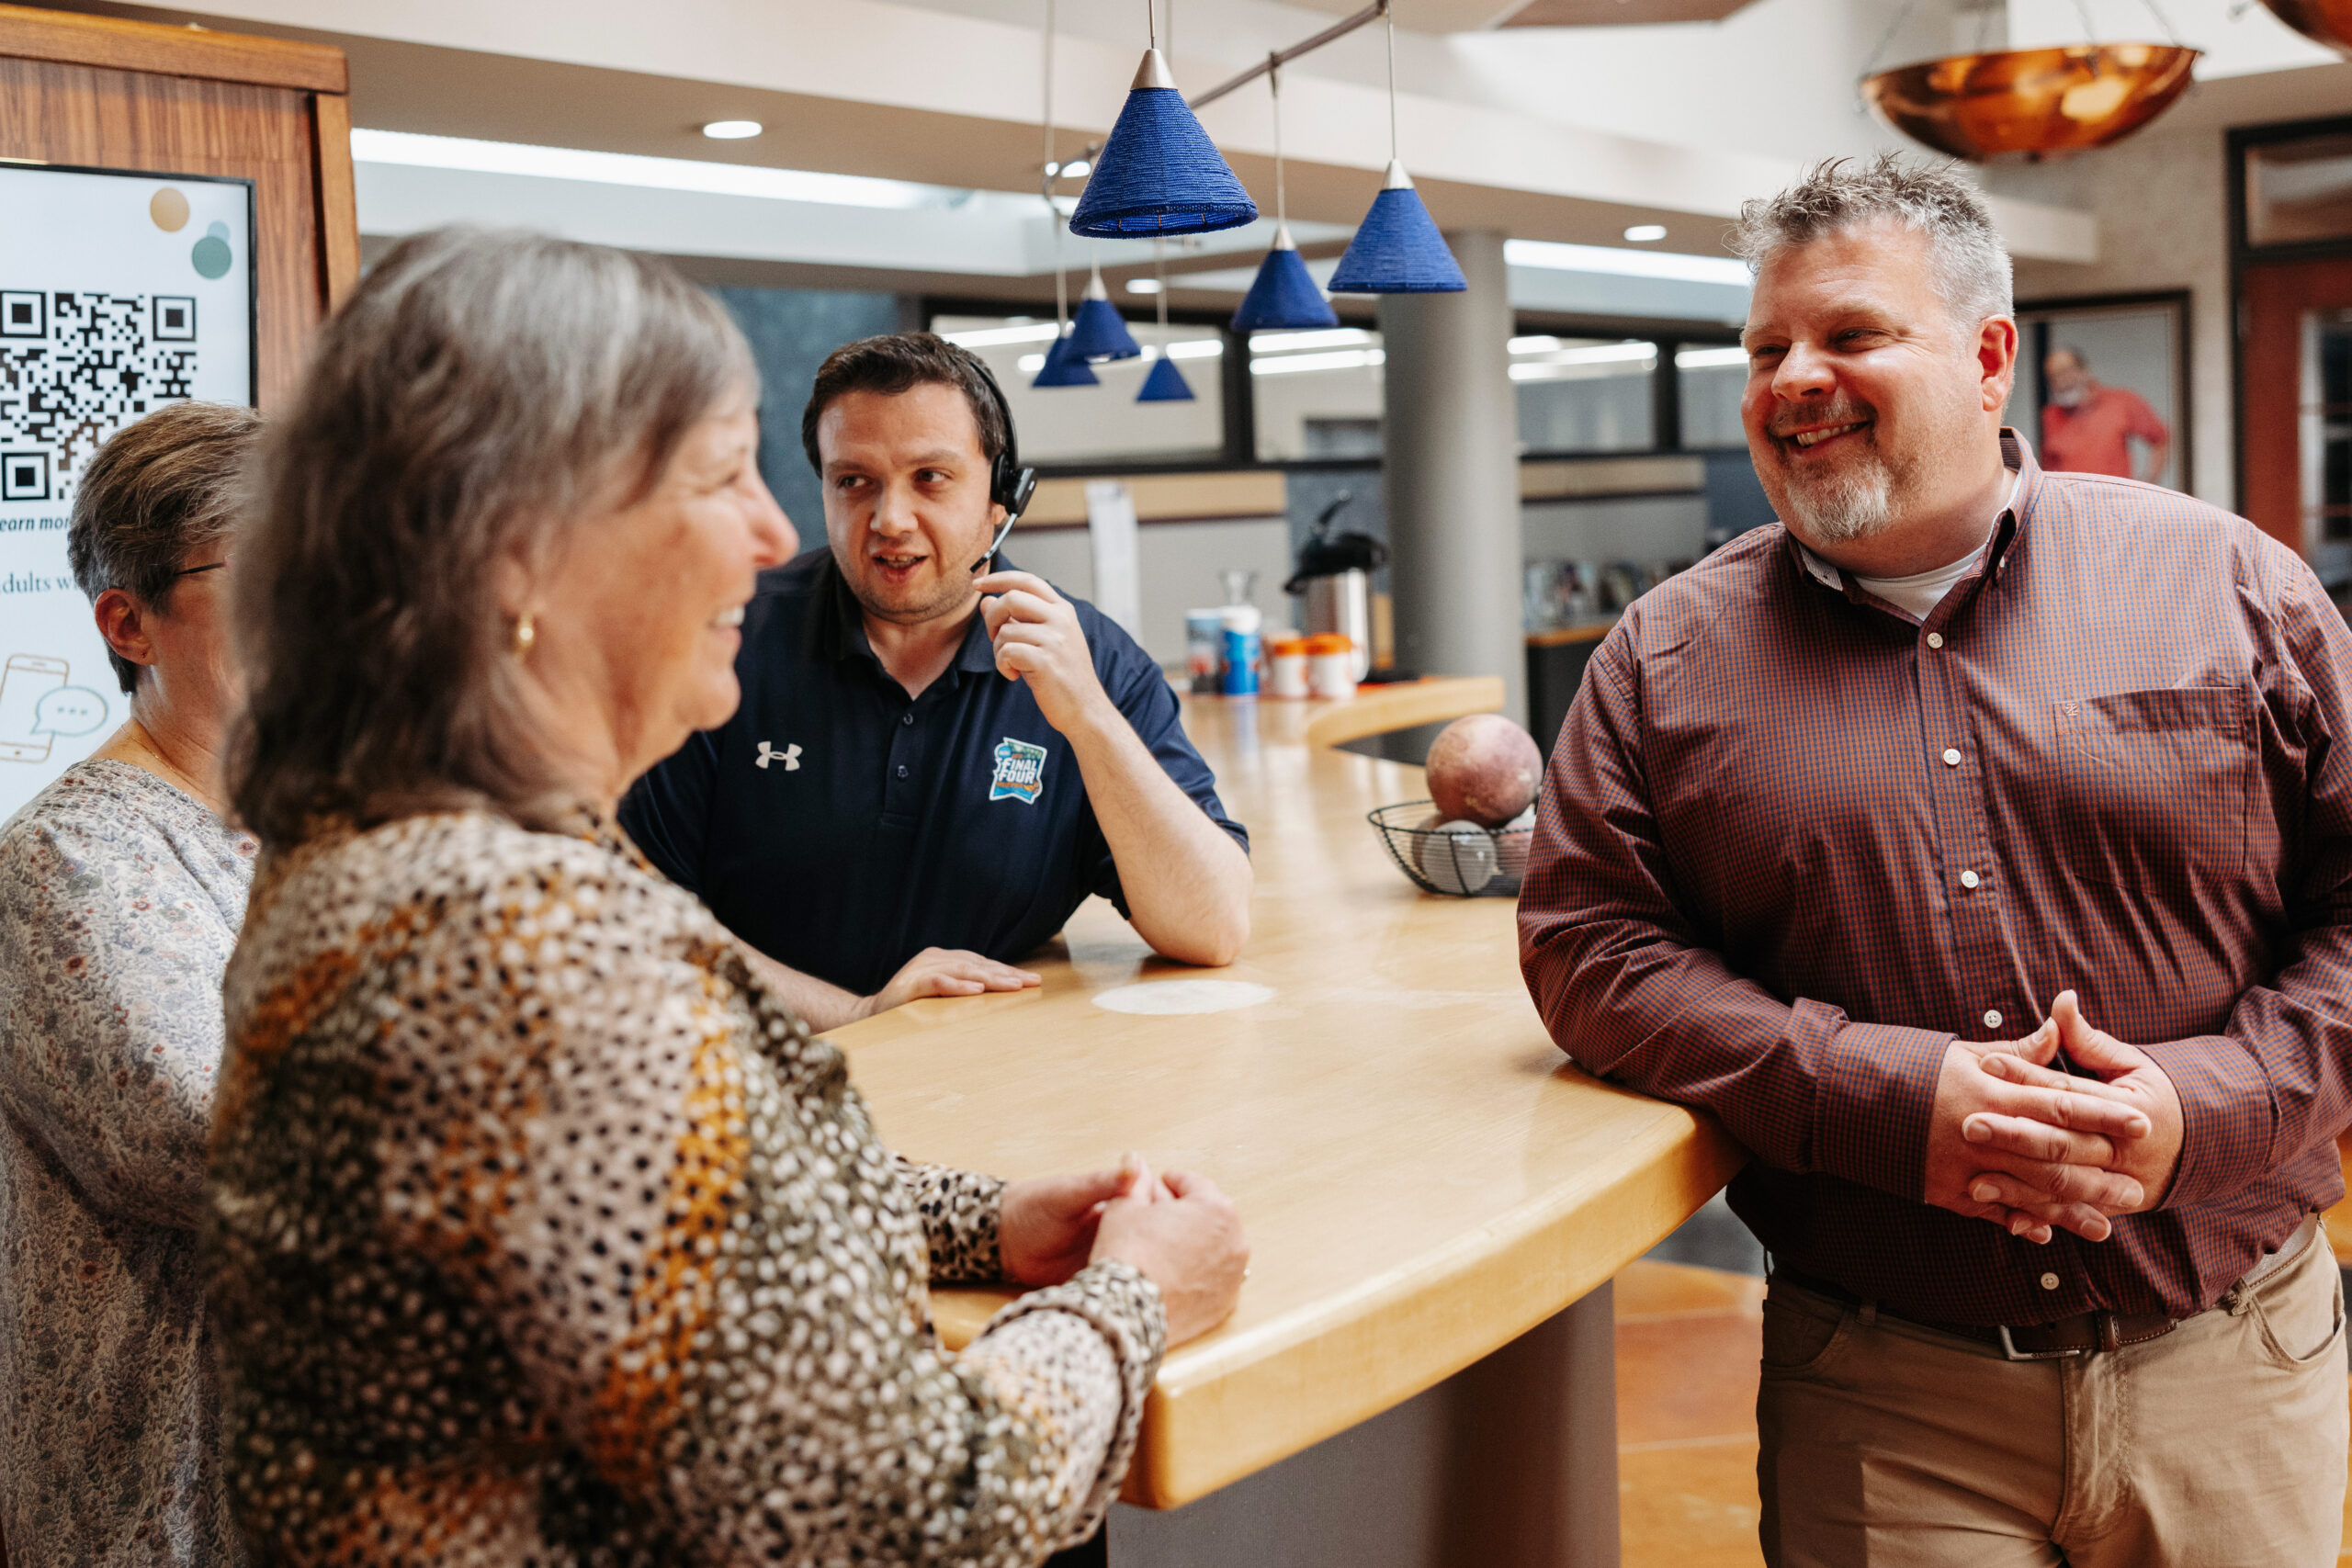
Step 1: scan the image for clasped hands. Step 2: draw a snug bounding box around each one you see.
[1924,990,2186,1246]
[1000,1154,1250,1346]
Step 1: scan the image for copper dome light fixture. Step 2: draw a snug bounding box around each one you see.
[1863,41,2199,162]
[2255,0,2352,52]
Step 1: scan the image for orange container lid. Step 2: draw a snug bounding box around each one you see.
[1305,633,1353,655]
[1268,635,1309,655]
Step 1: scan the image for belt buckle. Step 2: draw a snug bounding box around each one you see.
[1996,1325,2089,1361]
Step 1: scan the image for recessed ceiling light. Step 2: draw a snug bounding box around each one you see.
[1061,158,1091,179]
[1623,223,1668,243]
[1126,278,1164,294]
[702,120,763,141]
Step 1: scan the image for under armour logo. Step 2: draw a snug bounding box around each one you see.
[755,740,801,772]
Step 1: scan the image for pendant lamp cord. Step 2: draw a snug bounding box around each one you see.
[1155,237,1170,338]
[1271,59,1287,230]
[1857,0,1924,83]
[1384,5,1398,164]
[1044,0,1067,333]
[2135,0,2183,46]
[1147,0,1157,50]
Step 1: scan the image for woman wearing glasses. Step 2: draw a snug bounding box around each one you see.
[0,400,264,1568]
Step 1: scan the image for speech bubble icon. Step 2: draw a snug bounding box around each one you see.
[31,685,107,738]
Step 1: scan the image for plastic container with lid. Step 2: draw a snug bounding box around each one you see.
[1267,634,1310,698]
[1306,632,1356,699]
[1219,604,1263,696]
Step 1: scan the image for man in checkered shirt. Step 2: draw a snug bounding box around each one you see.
[1521,153,2352,1566]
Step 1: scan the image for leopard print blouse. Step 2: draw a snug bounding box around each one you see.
[202,808,1163,1566]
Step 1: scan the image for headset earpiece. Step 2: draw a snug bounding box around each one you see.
[966,353,1035,574]
[969,356,1035,518]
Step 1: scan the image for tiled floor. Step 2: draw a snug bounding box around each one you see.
[1612,1258,2352,1566]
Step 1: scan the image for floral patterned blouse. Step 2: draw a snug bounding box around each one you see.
[202,808,1163,1566]
[0,757,258,1568]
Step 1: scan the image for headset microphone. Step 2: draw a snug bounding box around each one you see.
[970,356,1036,574]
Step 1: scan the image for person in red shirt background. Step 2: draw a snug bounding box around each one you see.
[2041,344,2171,482]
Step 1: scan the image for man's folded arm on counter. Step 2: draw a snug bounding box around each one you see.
[1516,632,1955,1201]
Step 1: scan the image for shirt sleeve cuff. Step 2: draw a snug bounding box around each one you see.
[983,1258,1168,1544]
[1809,1016,1952,1201]
[895,1157,1007,1283]
[2140,1033,2277,1211]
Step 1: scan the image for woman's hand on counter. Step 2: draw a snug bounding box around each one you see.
[1001,1165,1136,1287]
[1092,1158,1250,1346]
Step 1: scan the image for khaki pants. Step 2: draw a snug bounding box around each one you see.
[1756,1222,2347,1568]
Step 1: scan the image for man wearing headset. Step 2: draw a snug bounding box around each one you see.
[623,332,1253,1030]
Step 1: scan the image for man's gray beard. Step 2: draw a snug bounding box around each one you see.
[1783,457,1895,544]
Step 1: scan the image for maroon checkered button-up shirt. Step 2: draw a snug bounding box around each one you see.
[1520,432,2352,1325]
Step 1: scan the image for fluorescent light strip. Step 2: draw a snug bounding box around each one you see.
[1513,360,1645,381]
[1529,342,1656,367]
[1252,348,1385,377]
[941,321,1062,347]
[1677,346,1749,368]
[1505,237,1751,287]
[350,128,957,210]
[1132,340,1227,361]
[1250,327,1375,354]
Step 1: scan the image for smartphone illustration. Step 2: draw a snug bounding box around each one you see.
[0,654,70,762]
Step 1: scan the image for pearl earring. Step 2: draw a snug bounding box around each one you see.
[512,611,537,657]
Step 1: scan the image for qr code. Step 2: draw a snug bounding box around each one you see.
[0,289,198,502]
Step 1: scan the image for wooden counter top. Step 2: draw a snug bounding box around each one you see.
[831,678,1744,1509]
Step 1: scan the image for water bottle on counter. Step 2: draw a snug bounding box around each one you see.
[1220,604,1262,696]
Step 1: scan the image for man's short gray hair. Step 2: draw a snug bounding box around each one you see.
[1730,152,2014,328]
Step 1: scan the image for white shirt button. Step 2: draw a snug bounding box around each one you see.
[1984,1010,2004,1030]
[2040,1272,2061,1291]
[1960,870,1980,889]
[1942,748,1962,767]
[1927,632,1944,649]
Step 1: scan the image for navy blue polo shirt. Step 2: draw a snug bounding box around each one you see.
[620,548,1249,998]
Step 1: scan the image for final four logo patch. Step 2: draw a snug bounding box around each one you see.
[989,737,1048,805]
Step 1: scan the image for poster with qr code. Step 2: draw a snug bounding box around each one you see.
[0,164,253,827]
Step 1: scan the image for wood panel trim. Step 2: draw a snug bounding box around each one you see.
[1029,469,1288,526]
[0,5,345,94]
[311,90,360,309]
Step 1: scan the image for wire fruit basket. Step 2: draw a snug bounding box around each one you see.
[1369,800,1533,898]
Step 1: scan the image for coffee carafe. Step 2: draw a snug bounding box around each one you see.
[1283,491,1385,682]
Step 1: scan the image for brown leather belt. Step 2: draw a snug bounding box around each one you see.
[1770,1213,2318,1363]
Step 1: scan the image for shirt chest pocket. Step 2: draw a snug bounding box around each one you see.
[2056,686,2253,891]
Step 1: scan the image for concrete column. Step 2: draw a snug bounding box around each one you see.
[1378,229,1525,724]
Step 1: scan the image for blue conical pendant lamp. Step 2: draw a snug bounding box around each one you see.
[1067,263,1141,361]
[1137,353,1195,401]
[1069,44,1258,238]
[1032,329,1100,388]
[1329,160,1465,294]
[1136,235,1195,402]
[1327,9,1465,296]
[1232,63,1338,330]
[1031,2,1097,389]
[1235,225,1340,330]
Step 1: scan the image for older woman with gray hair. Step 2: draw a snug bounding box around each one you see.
[0,399,264,1568]
[203,227,1247,1567]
